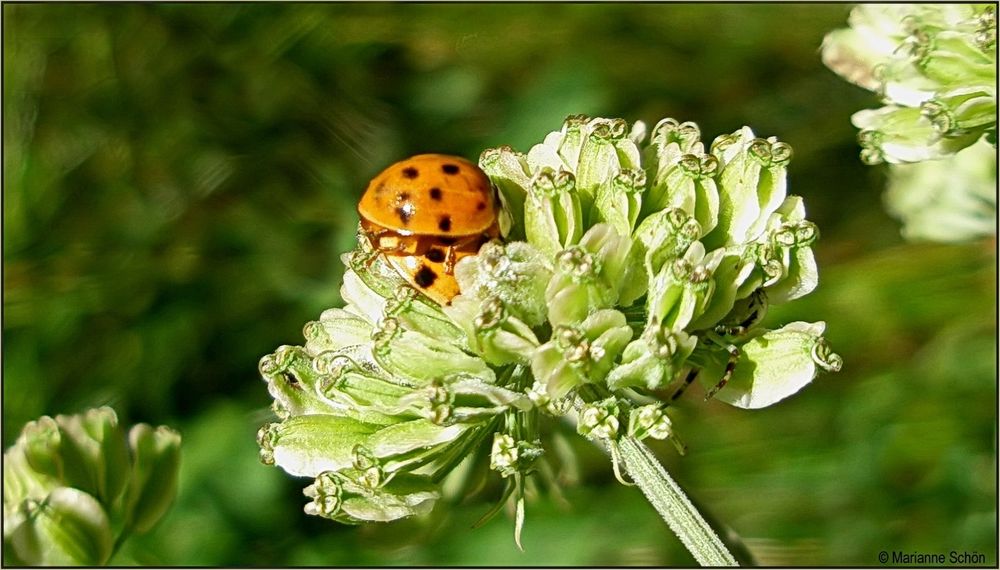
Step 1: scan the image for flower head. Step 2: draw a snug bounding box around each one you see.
[823,4,996,241]
[257,115,840,538]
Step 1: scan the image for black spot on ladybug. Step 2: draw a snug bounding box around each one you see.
[442,163,460,175]
[425,248,446,263]
[375,182,388,194]
[438,216,452,232]
[429,187,442,201]
[438,237,458,245]
[402,167,419,179]
[414,266,438,288]
[395,206,412,225]
[398,191,410,201]
[476,201,487,211]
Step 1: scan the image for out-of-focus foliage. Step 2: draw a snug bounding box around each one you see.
[3,407,180,565]
[822,4,997,242]
[3,3,995,566]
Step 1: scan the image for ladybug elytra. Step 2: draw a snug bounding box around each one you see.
[357,154,500,305]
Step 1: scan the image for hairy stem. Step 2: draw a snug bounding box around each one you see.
[618,436,738,566]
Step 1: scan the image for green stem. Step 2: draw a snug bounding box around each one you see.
[618,436,738,567]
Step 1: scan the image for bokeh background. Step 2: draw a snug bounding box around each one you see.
[3,3,996,566]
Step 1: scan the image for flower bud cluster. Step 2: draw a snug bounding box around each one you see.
[3,407,181,565]
[822,4,996,241]
[258,115,840,531]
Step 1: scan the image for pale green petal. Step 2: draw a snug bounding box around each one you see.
[124,424,181,533]
[707,321,839,409]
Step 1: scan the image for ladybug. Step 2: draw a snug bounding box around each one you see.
[358,154,500,305]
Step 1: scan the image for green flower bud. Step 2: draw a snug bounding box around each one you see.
[124,424,181,533]
[446,296,540,366]
[607,324,698,391]
[366,419,475,473]
[532,310,633,398]
[304,471,440,524]
[643,153,720,236]
[479,145,531,239]
[371,317,495,386]
[342,247,412,308]
[703,129,791,249]
[382,286,467,345]
[524,167,584,258]
[644,119,704,182]
[915,31,995,87]
[20,416,63,482]
[592,168,646,238]
[555,113,592,171]
[920,87,996,136]
[546,224,643,326]
[646,242,718,332]
[577,398,622,440]
[687,253,757,331]
[311,351,415,425]
[764,227,819,304]
[260,345,340,419]
[489,434,544,478]
[853,105,982,165]
[453,241,553,327]
[257,415,381,477]
[634,208,703,277]
[885,138,997,242]
[628,404,675,441]
[303,307,375,353]
[8,487,113,566]
[4,442,54,533]
[576,118,640,206]
[53,407,130,508]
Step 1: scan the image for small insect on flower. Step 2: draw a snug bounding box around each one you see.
[358,154,501,305]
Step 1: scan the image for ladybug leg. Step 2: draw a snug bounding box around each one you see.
[369,228,423,256]
[705,344,740,401]
[668,368,699,403]
[441,235,482,275]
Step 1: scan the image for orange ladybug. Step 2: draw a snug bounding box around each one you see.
[358,154,500,305]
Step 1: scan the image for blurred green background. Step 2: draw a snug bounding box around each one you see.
[3,3,996,566]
